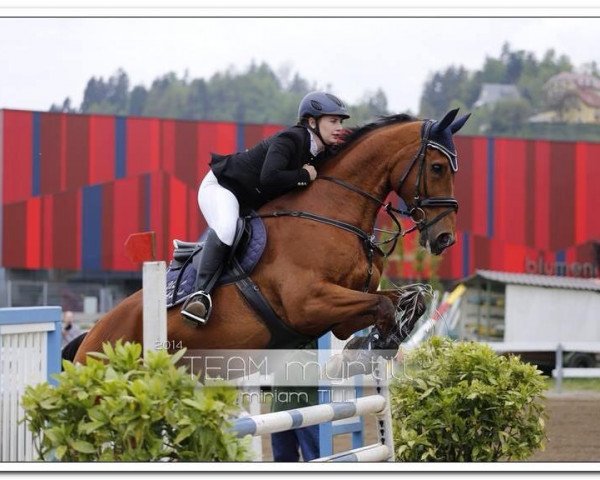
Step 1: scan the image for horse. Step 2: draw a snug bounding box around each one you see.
[72,109,469,364]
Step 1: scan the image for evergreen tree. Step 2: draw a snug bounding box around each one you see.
[129,85,148,116]
[54,62,391,125]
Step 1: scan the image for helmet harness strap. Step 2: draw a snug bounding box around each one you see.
[308,117,328,148]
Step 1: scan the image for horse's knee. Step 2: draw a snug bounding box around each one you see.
[375,295,396,333]
[331,325,353,340]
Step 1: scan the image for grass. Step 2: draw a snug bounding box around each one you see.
[543,377,600,392]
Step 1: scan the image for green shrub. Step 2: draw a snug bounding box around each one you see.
[22,341,251,461]
[390,337,547,461]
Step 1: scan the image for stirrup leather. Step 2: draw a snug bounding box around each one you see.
[181,291,213,326]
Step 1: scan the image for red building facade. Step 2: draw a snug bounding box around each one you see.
[1,109,598,282]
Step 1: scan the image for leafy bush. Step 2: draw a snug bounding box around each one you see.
[22,341,251,461]
[390,337,547,461]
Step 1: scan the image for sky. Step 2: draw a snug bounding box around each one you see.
[1,16,600,115]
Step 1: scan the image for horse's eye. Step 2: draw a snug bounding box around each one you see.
[432,163,444,174]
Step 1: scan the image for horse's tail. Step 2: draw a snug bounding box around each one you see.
[61,332,88,367]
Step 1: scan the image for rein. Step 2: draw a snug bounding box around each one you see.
[248,209,381,292]
[250,119,460,292]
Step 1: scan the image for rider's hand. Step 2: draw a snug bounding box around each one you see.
[303,164,317,181]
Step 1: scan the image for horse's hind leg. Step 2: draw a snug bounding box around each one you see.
[61,332,88,366]
[73,291,144,364]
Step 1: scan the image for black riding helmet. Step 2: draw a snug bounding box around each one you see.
[298,91,350,146]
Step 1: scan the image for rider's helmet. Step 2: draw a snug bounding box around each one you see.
[298,92,350,146]
[298,91,350,121]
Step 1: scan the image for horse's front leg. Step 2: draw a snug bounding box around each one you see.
[332,286,430,355]
[378,286,429,335]
[377,288,402,304]
[300,283,396,341]
[377,287,426,316]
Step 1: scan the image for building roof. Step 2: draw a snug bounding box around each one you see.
[547,71,600,91]
[544,72,600,108]
[528,110,559,123]
[578,88,600,108]
[464,269,600,292]
[474,83,521,108]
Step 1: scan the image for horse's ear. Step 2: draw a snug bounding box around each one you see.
[450,113,471,134]
[434,108,459,132]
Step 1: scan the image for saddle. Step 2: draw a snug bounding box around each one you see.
[166,214,315,349]
[167,215,263,307]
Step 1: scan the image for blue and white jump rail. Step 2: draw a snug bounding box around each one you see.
[231,392,395,462]
[0,307,62,461]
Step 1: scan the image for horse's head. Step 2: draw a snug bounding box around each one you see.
[317,109,470,257]
[389,109,470,255]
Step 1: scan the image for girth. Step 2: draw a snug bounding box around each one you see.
[229,257,325,349]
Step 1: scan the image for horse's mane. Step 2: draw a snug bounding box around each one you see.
[332,113,417,156]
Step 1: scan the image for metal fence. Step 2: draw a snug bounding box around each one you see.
[486,342,600,392]
[4,280,122,313]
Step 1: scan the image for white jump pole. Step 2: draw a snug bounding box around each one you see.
[375,356,396,462]
[125,232,167,354]
[142,261,167,353]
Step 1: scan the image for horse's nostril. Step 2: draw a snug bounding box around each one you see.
[437,233,454,248]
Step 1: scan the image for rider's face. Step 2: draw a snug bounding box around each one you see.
[313,115,345,146]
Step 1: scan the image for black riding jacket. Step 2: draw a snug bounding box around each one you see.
[209,125,330,209]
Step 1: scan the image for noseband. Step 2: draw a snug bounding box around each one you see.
[319,119,459,256]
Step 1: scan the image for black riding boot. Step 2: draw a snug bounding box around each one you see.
[181,230,231,325]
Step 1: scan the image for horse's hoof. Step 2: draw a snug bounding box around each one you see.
[323,354,345,379]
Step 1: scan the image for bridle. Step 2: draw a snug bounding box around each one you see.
[250,119,459,291]
[319,119,459,256]
[397,120,459,228]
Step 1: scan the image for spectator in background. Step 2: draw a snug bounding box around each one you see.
[62,310,82,347]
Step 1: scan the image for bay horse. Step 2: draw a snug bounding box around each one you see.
[73,109,469,363]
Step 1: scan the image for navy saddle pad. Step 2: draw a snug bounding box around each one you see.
[166,216,267,308]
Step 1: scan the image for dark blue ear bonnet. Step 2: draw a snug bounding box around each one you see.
[424,109,471,172]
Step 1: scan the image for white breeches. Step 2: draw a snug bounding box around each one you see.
[198,170,239,246]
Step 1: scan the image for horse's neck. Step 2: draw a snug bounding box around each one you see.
[278,123,419,232]
[309,149,390,232]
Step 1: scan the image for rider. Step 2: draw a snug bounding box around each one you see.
[182,91,350,325]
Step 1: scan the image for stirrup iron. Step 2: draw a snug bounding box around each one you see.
[181,291,213,326]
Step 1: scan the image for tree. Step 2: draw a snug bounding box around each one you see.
[49,97,76,113]
[106,69,129,114]
[487,98,534,135]
[185,78,209,120]
[419,66,470,119]
[417,43,591,138]
[348,88,391,126]
[81,77,108,112]
[52,63,391,126]
[80,69,130,115]
[129,85,148,116]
